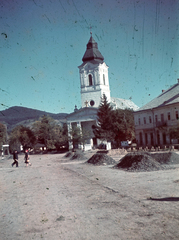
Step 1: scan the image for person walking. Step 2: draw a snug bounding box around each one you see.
[24,149,31,166]
[12,150,18,167]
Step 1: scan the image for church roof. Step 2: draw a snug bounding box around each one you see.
[82,35,104,63]
[66,107,98,122]
[136,81,179,112]
[110,97,139,111]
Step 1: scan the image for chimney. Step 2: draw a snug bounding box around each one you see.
[162,90,165,93]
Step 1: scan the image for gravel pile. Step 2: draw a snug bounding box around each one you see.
[64,152,73,158]
[151,152,179,165]
[70,151,86,160]
[86,153,116,165]
[114,152,166,172]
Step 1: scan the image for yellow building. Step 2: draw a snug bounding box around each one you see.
[134,80,179,147]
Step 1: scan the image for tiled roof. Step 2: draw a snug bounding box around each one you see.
[110,97,139,111]
[136,82,179,112]
[82,36,104,63]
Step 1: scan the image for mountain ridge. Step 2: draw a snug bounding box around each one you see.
[0,106,68,132]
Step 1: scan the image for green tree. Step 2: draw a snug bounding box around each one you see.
[33,115,56,150]
[92,94,135,148]
[54,123,69,150]
[93,94,114,142]
[111,108,135,147]
[69,126,81,150]
[33,115,69,151]
[0,123,7,148]
[169,123,179,140]
[9,125,36,152]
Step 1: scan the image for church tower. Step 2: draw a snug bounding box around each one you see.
[78,34,110,108]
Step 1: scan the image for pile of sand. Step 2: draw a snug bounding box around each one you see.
[86,153,116,166]
[114,152,166,172]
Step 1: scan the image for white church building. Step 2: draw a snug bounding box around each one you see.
[67,34,138,151]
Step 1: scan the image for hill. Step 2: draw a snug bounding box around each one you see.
[0,106,68,132]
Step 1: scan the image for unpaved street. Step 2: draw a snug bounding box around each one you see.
[0,152,179,240]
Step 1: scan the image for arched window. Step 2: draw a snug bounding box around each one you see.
[88,74,93,86]
[103,74,105,85]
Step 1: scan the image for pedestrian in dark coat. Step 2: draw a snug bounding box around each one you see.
[12,150,18,167]
[24,149,31,166]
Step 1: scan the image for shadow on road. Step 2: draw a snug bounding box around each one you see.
[147,197,179,202]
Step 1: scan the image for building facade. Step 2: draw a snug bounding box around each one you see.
[67,34,138,151]
[134,81,179,147]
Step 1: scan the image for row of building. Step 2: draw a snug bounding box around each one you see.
[134,82,179,147]
[66,33,179,150]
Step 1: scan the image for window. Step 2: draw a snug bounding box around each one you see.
[149,116,152,123]
[155,115,158,122]
[138,118,141,125]
[161,113,164,122]
[88,74,93,86]
[103,74,105,85]
[167,112,170,121]
[143,117,146,124]
[90,100,95,106]
[176,111,179,120]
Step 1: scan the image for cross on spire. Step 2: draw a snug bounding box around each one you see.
[85,100,88,107]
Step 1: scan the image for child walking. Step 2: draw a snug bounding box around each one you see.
[24,149,31,166]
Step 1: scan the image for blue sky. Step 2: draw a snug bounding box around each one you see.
[0,0,178,113]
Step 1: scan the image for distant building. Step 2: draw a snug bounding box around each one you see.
[133,80,179,147]
[67,34,138,151]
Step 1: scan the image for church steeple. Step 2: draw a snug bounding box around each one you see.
[82,34,104,63]
[79,34,110,108]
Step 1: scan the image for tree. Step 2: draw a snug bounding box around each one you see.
[169,124,179,141]
[32,115,56,150]
[93,94,114,142]
[9,125,36,152]
[54,123,69,150]
[33,115,69,150]
[92,94,135,148]
[0,123,7,148]
[111,108,135,147]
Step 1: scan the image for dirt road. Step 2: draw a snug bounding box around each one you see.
[0,152,179,240]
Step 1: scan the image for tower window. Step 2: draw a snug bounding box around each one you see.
[103,74,105,85]
[88,74,93,86]
[90,100,95,106]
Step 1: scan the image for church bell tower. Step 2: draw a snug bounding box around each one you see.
[78,34,111,108]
